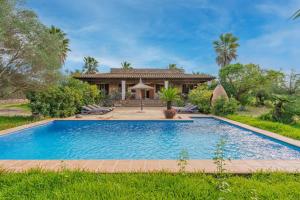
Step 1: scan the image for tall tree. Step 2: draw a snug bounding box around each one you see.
[121,61,132,69]
[49,25,70,64]
[83,56,99,74]
[219,63,262,104]
[0,0,62,98]
[213,33,239,68]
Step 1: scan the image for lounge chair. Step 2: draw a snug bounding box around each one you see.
[81,106,107,115]
[173,104,193,112]
[178,105,198,113]
[87,105,112,112]
[174,104,198,113]
[91,104,114,111]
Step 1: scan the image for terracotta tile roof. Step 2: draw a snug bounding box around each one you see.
[75,68,214,79]
[110,68,185,74]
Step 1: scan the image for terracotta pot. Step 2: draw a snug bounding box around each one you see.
[164,108,176,119]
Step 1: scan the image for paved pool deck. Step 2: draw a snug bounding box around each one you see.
[0,107,300,173]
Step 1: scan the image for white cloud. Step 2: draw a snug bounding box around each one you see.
[239,26,300,70]
[256,0,300,18]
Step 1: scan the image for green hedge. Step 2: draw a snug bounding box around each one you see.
[27,78,101,118]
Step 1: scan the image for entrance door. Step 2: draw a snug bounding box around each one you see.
[146,90,150,99]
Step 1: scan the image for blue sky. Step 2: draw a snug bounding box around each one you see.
[26,0,300,75]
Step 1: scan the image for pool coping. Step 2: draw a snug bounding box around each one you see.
[0,115,299,173]
[0,160,299,173]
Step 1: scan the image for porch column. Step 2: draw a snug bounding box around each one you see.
[164,80,169,89]
[121,80,126,100]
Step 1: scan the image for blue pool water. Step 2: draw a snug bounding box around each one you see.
[0,118,300,160]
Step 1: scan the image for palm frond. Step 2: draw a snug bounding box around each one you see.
[292,9,300,20]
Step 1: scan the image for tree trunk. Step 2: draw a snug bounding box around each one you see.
[167,101,172,110]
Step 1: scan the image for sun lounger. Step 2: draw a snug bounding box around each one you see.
[87,105,112,112]
[173,104,193,112]
[174,104,198,113]
[178,105,198,113]
[81,106,107,115]
[91,104,114,111]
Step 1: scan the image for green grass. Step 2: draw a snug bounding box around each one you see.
[237,106,271,117]
[227,115,300,140]
[0,103,31,112]
[0,116,37,131]
[0,171,299,199]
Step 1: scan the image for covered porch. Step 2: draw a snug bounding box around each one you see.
[97,79,198,100]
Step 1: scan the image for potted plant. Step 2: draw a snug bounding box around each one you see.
[159,87,180,119]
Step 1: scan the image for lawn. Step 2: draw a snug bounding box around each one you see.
[227,115,300,140]
[0,116,37,131]
[0,171,299,200]
[0,103,31,112]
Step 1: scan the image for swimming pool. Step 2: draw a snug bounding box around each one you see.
[1,118,300,160]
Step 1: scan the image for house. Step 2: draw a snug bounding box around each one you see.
[75,68,214,105]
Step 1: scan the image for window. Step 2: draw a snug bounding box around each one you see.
[182,84,196,94]
[155,84,164,93]
[98,84,109,95]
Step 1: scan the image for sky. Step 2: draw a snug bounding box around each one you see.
[26,0,300,75]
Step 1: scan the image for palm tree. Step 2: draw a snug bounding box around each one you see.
[159,87,180,110]
[292,9,300,19]
[168,64,179,69]
[49,25,70,64]
[213,33,239,68]
[121,61,132,69]
[83,56,99,74]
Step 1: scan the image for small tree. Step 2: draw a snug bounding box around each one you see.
[159,87,180,110]
[177,149,189,174]
[213,139,231,195]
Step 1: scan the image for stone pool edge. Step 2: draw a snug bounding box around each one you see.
[0,119,55,136]
[0,160,299,173]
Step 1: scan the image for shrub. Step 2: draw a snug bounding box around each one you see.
[260,95,300,124]
[212,97,239,116]
[174,97,185,107]
[110,90,122,101]
[188,85,212,114]
[27,78,101,118]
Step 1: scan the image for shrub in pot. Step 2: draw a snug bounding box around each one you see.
[159,87,180,119]
[164,108,177,119]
